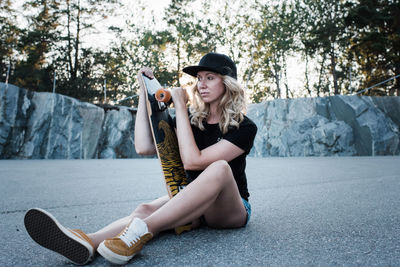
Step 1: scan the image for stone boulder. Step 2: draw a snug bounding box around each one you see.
[97,107,139,159]
[0,83,139,159]
[248,95,399,157]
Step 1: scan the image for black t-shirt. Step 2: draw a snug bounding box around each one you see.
[174,114,257,201]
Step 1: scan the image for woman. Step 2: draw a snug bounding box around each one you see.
[24,52,257,265]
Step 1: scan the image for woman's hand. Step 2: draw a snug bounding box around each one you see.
[171,87,189,109]
[139,67,154,79]
[137,67,154,102]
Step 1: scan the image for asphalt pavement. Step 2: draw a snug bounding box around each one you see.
[1,157,399,266]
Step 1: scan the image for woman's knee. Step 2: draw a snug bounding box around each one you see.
[206,160,234,184]
[131,202,156,218]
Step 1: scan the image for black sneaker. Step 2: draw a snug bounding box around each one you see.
[24,208,95,265]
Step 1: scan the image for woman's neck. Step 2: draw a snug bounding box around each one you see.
[207,104,221,124]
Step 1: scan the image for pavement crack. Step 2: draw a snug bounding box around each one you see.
[0,198,154,215]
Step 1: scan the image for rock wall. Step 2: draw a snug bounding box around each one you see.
[247,95,400,157]
[0,83,141,159]
[1,83,399,159]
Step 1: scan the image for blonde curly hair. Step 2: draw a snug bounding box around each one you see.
[189,75,247,134]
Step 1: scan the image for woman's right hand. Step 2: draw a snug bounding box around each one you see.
[171,87,189,109]
[139,67,155,79]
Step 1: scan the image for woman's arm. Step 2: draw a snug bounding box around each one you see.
[172,88,245,170]
[134,68,157,155]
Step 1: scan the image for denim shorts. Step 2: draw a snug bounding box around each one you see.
[242,198,252,225]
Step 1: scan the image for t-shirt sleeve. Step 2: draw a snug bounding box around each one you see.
[223,117,258,154]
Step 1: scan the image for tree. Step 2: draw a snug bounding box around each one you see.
[293,0,319,97]
[210,0,257,82]
[252,1,297,99]
[113,27,177,104]
[0,0,20,83]
[298,0,350,96]
[162,0,194,86]
[53,0,120,99]
[346,0,400,96]
[12,0,60,91]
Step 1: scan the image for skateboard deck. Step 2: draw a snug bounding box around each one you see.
[137,73,191,234]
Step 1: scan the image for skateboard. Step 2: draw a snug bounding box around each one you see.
[137,73,191,234]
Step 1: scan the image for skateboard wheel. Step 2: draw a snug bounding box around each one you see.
[155,88,172,103]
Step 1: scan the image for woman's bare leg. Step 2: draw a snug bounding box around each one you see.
[144,160,247,234]
[88,195,169,249]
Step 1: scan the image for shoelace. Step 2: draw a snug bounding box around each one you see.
[119,227,141,248]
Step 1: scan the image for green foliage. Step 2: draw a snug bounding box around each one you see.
[294,0,350,96]
[1,0,399,105]
[345,0,400,95]
[251,1,298,100]
[11,0,60,91]
[114,27,177,102]
[0,0,20,82]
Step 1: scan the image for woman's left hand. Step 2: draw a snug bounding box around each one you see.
[171,87,189,109]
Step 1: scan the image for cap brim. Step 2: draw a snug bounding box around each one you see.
[182,66,222,77]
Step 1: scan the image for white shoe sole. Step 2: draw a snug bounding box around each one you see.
[97,241,136,265]
[24,208,94,265]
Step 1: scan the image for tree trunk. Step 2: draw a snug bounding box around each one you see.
[66,0,73,77]
[330,46,339,95]
[273,57,281,98]
[305,53,311,96]
[393,75,400,96]
[274,71,281,99]
[394,64,400,96]
[317,54,327,97]
[73,0,81,81]
[284,62,290,98]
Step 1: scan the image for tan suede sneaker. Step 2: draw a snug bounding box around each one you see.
[97,218,153,265]
[24,208,95,265]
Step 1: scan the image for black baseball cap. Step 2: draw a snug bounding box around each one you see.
[183,52,237,80]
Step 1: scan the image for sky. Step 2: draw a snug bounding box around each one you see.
[12,0,171,49]
[87,0,171,49]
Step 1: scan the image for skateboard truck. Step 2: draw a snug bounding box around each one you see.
[157,99,168,112]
